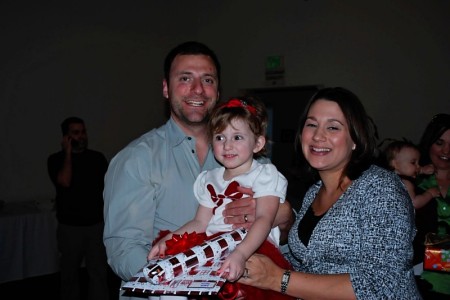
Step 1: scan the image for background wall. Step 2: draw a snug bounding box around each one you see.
[1,1,449,203]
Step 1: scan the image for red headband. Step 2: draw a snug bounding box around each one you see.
[220,99,257,115]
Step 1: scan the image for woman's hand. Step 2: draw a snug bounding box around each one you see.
[238,253,284,291]
[420,164,435,175]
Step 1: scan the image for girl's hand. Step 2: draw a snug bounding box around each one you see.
[147,235,171,260]
[427,187,440,198]
[219,249,247,282]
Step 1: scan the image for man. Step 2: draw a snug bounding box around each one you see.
[48,116,109,300]
[103,41,293,299]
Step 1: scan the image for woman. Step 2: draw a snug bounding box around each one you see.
[239,87,421,299]
[414,113,450,297]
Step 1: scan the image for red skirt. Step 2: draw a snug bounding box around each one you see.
[153,230,296,300]
[215,238,295,300]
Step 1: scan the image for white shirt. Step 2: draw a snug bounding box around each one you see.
[193,159,287,245]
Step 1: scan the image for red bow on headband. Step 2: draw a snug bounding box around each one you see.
[221,99,257,115]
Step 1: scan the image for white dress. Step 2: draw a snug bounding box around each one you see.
[193,159,287,245]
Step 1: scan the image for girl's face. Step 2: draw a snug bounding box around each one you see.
[301,99,355,174]
[212,118,264,178]
[429,129,450,171]
[392,147,420,177]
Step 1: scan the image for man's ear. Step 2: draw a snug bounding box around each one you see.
[253,136,266,153]
[162,79,169,99]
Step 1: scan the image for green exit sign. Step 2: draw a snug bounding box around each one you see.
[265,55,285,86]
[266,55,284,71]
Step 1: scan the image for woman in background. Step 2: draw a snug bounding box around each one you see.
[414,113,450,298]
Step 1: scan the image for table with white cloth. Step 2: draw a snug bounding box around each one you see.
[0,200,59,284]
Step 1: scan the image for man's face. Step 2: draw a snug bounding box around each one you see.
[163,54,219,128]
[67,123,88,152]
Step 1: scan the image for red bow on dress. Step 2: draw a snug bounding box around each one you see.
[207,181,244,214]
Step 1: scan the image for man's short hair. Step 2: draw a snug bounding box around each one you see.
[163,41,221,89]
[61,116,84,135]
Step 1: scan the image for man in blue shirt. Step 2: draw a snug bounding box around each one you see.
[103,41,293,300]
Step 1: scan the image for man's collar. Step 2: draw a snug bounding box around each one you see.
[167,117,190,147]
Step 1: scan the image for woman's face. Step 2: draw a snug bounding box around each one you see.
[429,128,450,171]
[301,99,356,174]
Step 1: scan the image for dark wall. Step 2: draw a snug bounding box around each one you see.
[1,1,449,203]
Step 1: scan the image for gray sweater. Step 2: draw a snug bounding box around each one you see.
[286,165,422,299]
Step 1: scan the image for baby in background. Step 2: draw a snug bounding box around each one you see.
[383,140,440,209]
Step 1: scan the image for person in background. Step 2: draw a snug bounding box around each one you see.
[103,41,293,300]
[238,87,421,299]
[382,139,439,209]
[47,116,110,300]
[148,96,294,300]
[414,113,450,298]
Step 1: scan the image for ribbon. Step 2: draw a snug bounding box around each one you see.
[218,282,240,300]
[207,180,244,214]
[165,231,208,255]
[221,99,257,115]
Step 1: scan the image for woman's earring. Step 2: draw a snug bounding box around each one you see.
[352,144,356,150]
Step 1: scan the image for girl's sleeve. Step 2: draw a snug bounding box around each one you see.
[193,171,215,208]
[252,164,287,202]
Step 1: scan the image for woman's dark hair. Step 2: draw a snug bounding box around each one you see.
[294,87,377,184]
[418,113,450,165]
[163,41,221,91]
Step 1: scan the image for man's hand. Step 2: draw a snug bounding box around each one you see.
[61,135,72,154]
[223,186,256,230]
[223,186,295,239]
[277,200,295,245]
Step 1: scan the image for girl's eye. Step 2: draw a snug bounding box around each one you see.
[234,135,243,140]
[214,135,224,141]
[327,126,339,131]
[304,122,317,128]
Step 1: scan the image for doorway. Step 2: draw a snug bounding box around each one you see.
[240,85,321,211]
